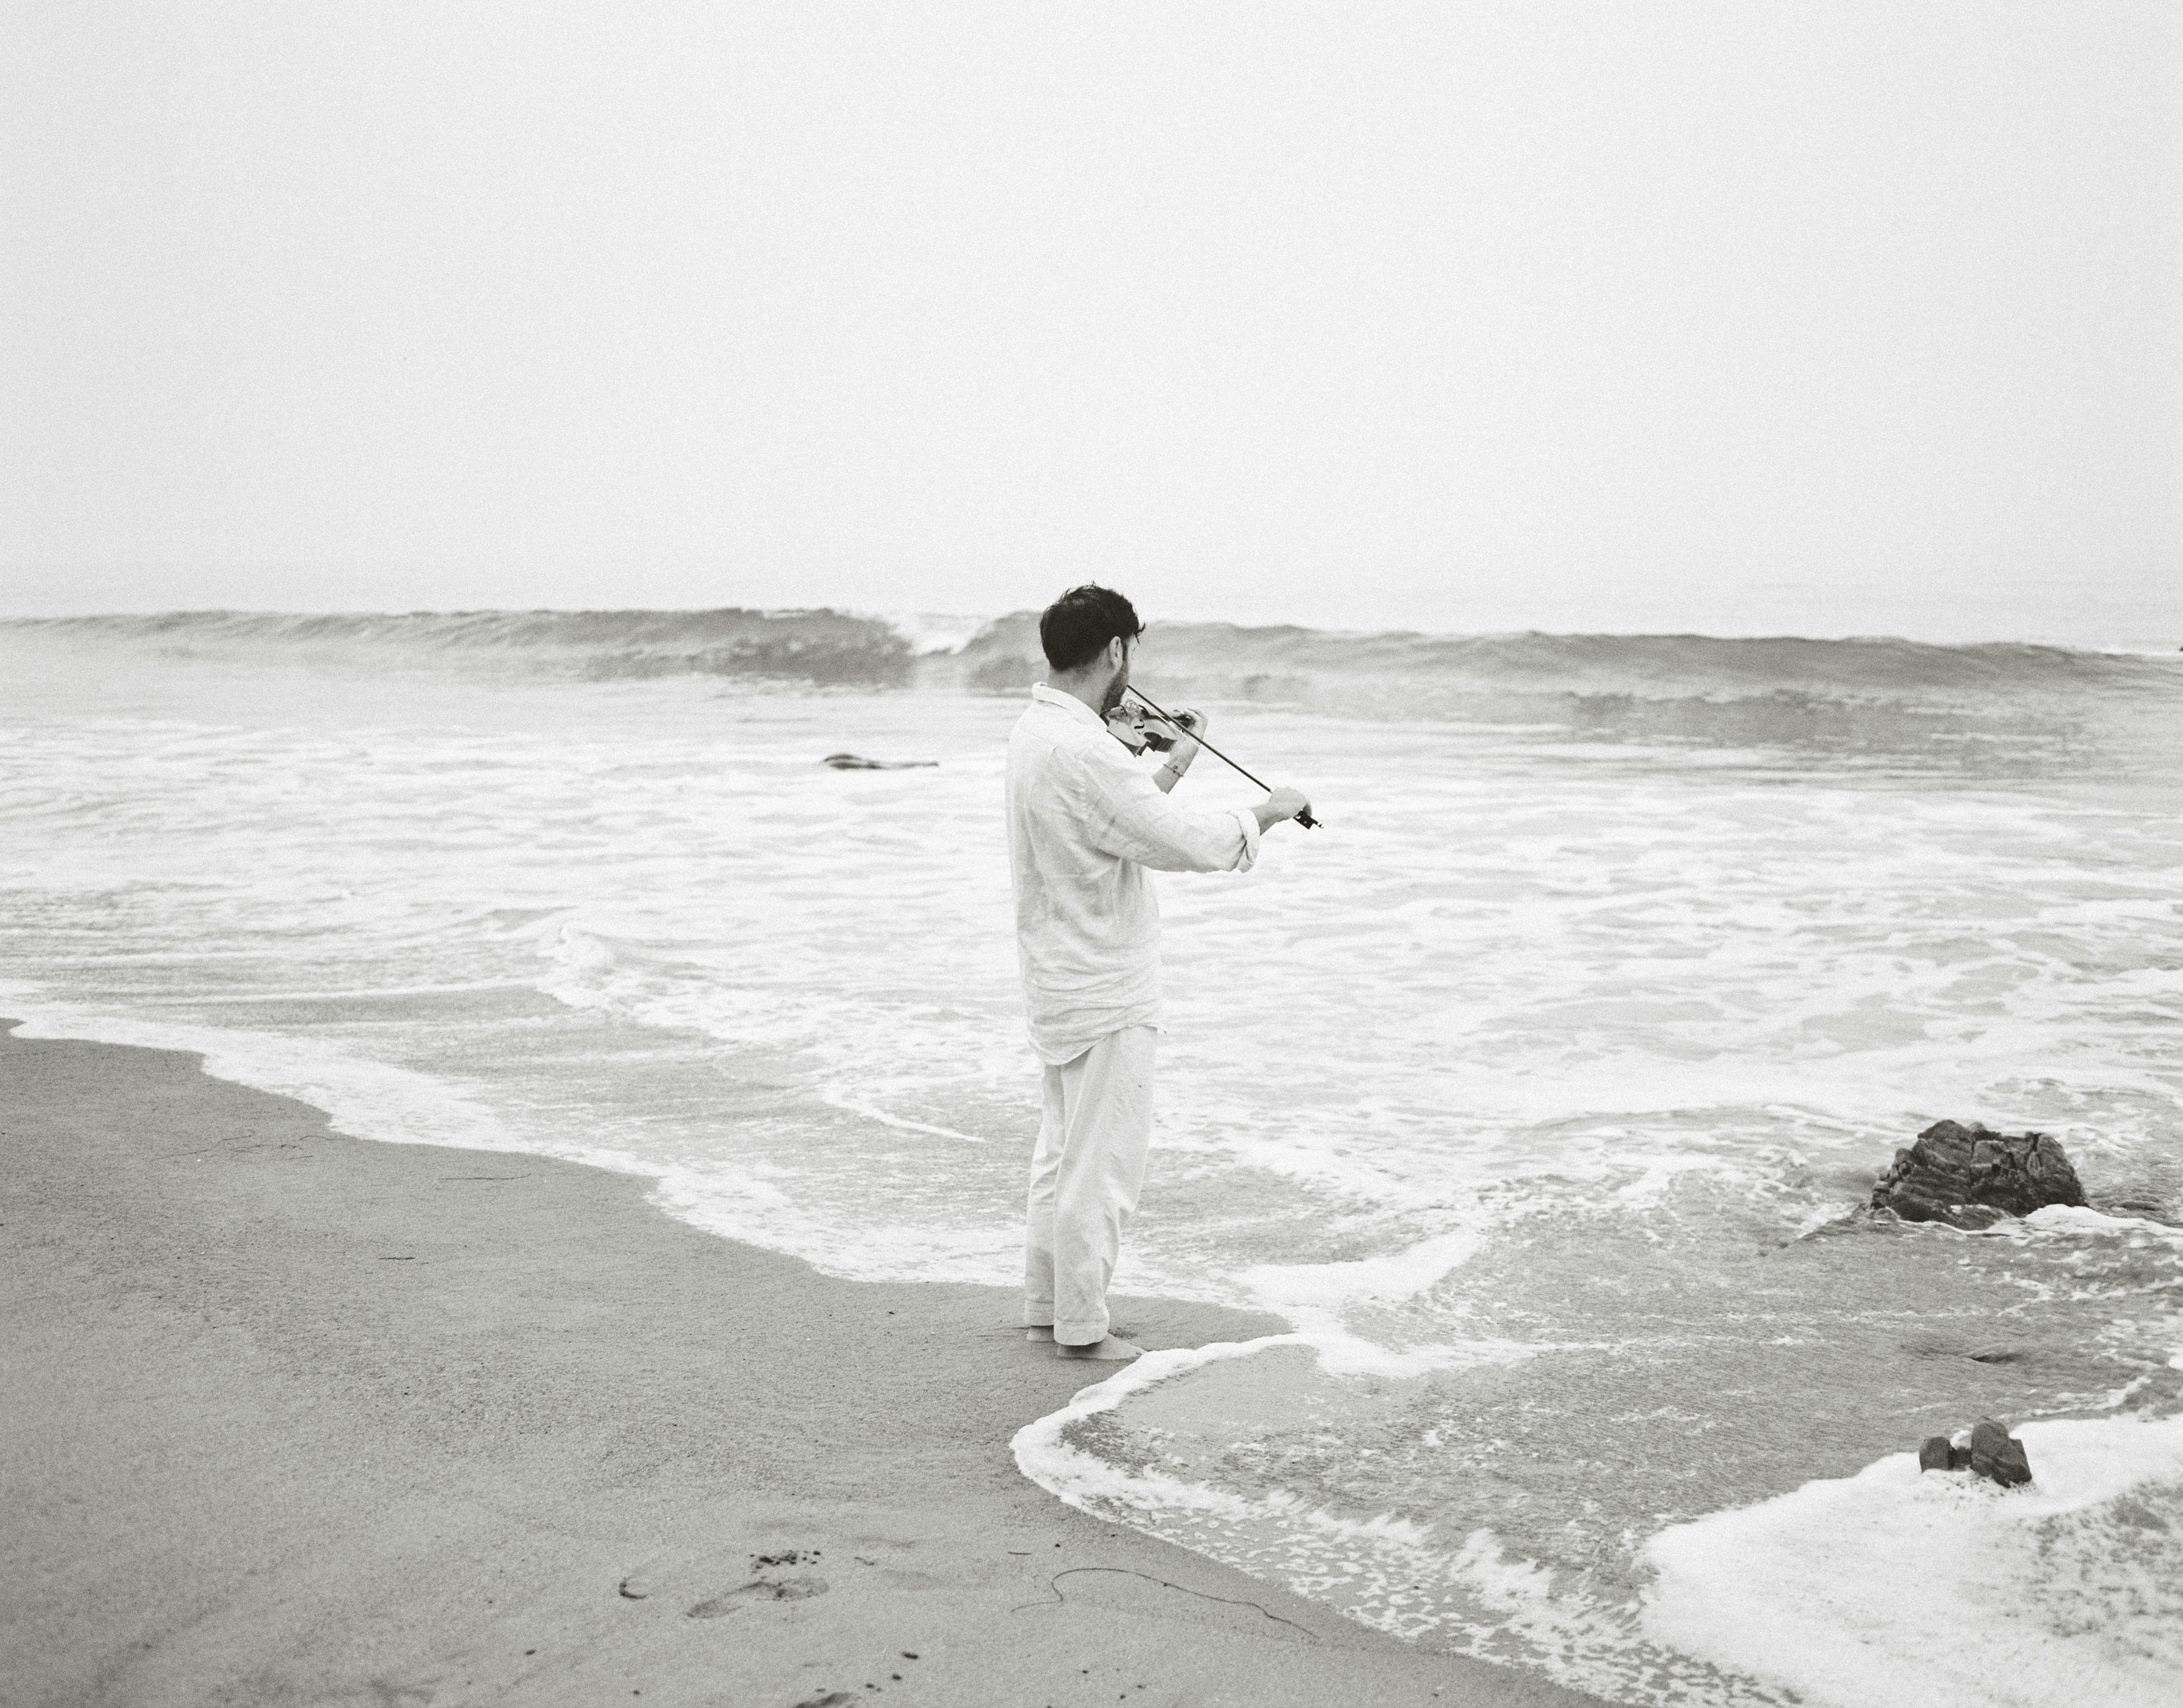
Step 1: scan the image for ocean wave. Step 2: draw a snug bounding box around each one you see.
[3,607,922,686]
[15,606,2178,693]
[953,612,2181,694]
[953,613,2183,762]
[10,607,2179,758]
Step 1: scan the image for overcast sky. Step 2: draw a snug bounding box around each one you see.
[4,2,2177,642]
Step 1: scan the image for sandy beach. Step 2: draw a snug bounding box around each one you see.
[1,1021,1598,1708]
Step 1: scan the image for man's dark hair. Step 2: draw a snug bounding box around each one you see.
[1039,584,1143,673]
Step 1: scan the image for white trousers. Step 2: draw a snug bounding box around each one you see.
[1023,1026,1157,1346]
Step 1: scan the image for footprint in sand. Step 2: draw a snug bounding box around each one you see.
[685,1576,830,1618]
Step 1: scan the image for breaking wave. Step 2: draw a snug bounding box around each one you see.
[957,614,2183,766]
[10,606,2180,762]
[4,607,924,686]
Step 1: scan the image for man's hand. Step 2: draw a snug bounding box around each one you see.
[1165,706,1207,769]
[1254,786,1312,830]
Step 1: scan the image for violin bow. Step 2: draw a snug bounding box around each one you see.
[1123,686,1320,830]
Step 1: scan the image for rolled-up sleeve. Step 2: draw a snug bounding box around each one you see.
[1071,745,1259,873]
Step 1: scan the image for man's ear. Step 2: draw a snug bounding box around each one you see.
[1109,635,1127,670]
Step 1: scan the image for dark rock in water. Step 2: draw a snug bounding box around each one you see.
[1968,1416,2033,1488]
[1919,1419,2032,1485]
[1968,1417,2010,1464]
[1871,1120,2086,1229]
[821,753,939,771]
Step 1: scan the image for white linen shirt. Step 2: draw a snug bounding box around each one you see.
[1007,684,1261,1064]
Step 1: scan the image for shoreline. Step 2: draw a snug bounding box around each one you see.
[0,1021,1599,1708]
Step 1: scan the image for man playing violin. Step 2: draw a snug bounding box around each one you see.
[1004,584,1313,1362]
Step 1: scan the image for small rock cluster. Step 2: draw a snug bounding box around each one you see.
[1919,1417,2032,1488]
[1871,1120,2085,1230]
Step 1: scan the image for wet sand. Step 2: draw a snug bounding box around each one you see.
[0,1021,1599,1708]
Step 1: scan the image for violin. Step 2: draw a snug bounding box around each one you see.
[1105,703,1197,755]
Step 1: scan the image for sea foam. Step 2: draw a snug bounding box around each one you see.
[1644,1414,2183,1708]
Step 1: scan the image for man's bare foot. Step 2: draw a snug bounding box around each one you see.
[1024,1325,1054,1342]
[1055,1337,1143,1362]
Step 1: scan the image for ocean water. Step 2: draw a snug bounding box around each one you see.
[4,609,2182,1706]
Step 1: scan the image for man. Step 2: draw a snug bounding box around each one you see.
[1006,585,1312,1363]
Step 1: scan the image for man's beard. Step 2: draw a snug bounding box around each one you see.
[1099,668,1129,717]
